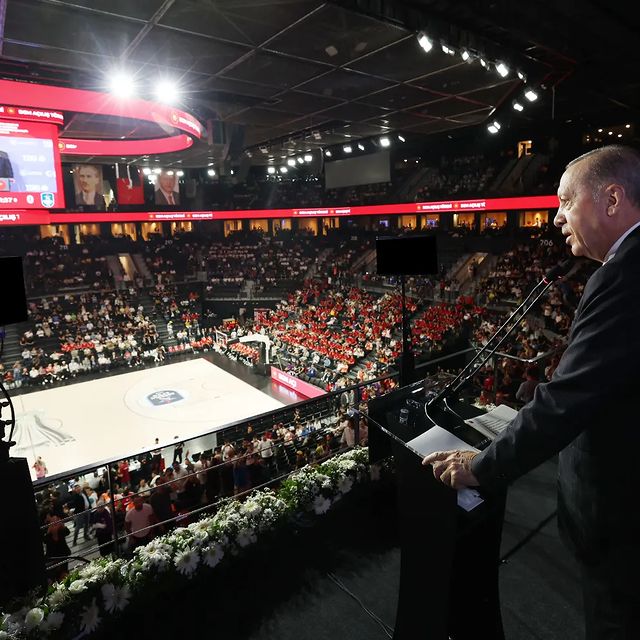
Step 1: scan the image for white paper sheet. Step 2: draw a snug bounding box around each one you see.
[408,426,483,511]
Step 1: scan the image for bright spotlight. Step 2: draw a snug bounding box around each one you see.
[495,62,509,77]
[297,156,304,164]
[154,79,180,104]
[304,154,312,162]
[417,31,433,53]
[207,169,215,177]
[397,135,406,142]
[152,168,162,175]
[176,170,184,177]
[479,57,488,68]
[280,166,288,174]
[461,49,471,62]
[487,121,501,134]
[325,150,332,157]
[524,89,538,102]
[142,167,151,176]
[343,145,352,153]
[379,136,391,147]
[513,102,524,112]
[109,72,136,98]
[267,166,276,174]
[357,143,365,151]
[517,70,526,82]
[287,158,296,167]
[441,44,455,56]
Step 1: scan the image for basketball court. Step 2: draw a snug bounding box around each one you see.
[12,358,285,479]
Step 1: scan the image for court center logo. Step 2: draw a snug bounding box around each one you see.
[146,389,184,406]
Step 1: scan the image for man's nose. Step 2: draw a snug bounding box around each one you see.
[553,209,565,228]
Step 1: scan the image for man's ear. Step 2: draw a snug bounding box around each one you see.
[606,184,625,216]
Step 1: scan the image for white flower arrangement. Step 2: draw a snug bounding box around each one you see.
[0,447,371,639]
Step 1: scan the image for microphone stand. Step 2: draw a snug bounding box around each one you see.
[427,267,566,409]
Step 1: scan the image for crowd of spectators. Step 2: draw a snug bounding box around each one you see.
[35,400,370,575]
[2,290,163,389]
[22,236,113,295]
[413,154,496,201]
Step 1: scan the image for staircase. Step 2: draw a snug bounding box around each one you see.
[106,255,126,290]
[137,290,177,351]
[132,254,154,285]
[1,321,29,366]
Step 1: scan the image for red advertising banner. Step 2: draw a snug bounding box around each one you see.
[270,366,327,399]
[59,134,194,156]
[0,119,65,210]
[0,80,203,139]
[0,194,560,225]
[0,105,64,126]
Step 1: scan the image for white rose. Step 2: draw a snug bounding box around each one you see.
[24,607,44,631]
[68,579,89,594]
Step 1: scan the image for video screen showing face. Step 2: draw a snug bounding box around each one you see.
[72,164,105,210]
[154,170,180,206]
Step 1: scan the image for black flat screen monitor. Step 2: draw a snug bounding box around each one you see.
[376,235,438,276]
[0,256,28,326]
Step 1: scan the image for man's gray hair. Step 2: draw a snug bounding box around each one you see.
[566,144,640,207]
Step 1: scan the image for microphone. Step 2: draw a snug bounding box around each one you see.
[426,259,573,409]
[543,259,573,284]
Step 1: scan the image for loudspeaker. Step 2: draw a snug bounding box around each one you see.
[0,256,28,325]
[376,235,438,276]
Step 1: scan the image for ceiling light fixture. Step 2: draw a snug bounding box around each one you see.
[267,167,276,174]
[441,43,455,56]
[380,136,391,147]
[287,158,296,167]
[325,150,332,157]
[280,166,288,174]
[495,62,509,77]
[154,79,180,104]
[524,89,538,102]
[357,143,365,151]
[343,145,353,153]
[513,101,524,112]
[304,154,312,162]
[417,31,433,53]
[461,49,471,62]
[487,120,501,134]
[108,72,136,98]
[207,169,215,177]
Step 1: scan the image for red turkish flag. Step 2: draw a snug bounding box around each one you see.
[116,165,144,204]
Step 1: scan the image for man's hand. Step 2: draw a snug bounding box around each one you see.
[422,450,480,489]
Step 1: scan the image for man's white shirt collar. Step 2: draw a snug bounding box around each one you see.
[603,220,640,263]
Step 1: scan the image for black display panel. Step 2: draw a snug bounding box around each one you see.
[376,235,438,276]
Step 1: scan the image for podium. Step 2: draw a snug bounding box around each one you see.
[369,385,506,640]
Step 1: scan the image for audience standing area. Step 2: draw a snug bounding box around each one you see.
[12,358,284,479]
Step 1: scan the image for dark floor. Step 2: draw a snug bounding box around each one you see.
[243,457,583,640]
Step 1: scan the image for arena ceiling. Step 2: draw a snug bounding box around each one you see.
[0,0,638,167]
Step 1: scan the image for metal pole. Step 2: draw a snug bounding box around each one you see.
[105,465,120,558]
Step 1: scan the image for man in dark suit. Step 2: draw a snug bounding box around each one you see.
[0,150,14,181]
[423,145,640,639]
[155,170,180,205]
[74,164,106,210]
